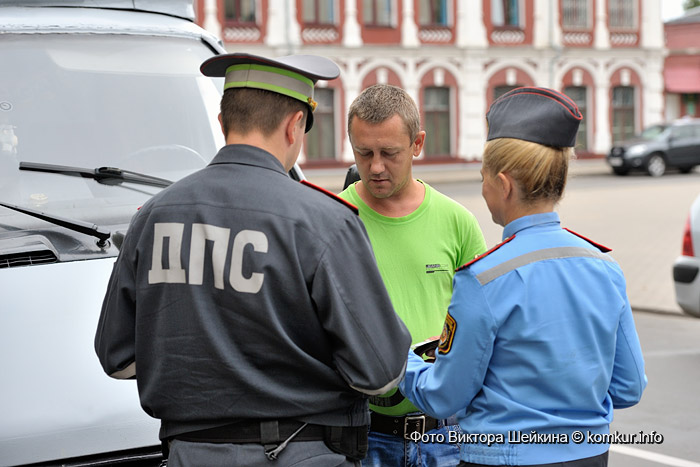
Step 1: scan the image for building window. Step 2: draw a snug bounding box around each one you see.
[419,0,449,26]
[683,94,698,117]
[424,87,451,157]
[363,0,393,26]
[564,86,588,150]
[612,86,635,143]
[562,0,589,29]
[609,0,635,29]
[305,88,336,161]
[224,0,256,24]
[491,0,520,28]
[493,85,519,100]
[302,0,336,25]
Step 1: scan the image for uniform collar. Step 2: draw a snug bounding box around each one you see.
[208,144,287,175]
[503,212,560,240]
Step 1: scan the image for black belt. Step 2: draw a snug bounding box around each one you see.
[173,420,328,461]
[370,412,440,439]
[174,419,325,444]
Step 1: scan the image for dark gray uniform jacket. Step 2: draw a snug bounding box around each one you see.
[95,144,411,440]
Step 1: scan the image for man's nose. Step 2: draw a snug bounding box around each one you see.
[369,154,384,174]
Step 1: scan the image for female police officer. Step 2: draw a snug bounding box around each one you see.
[399,87,647,467]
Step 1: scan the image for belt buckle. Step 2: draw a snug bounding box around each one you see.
[403,415,425,440]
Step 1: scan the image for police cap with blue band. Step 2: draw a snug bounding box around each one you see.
[200,53,340,133]
[486,87,583,148]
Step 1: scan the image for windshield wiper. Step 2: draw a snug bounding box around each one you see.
[19,162,173,188]
[0,201,111,248]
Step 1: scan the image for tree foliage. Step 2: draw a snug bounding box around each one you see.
[683,0,700,11]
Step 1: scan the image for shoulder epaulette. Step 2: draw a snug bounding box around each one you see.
[564,228,611,253]
[301,179,359,215]
[456,235,515,272]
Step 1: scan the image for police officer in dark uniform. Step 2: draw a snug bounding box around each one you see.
[95,53,412,467]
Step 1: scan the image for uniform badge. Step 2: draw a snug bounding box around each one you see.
[438,312,457,355]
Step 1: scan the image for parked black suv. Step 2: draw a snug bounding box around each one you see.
[606,118,700,177]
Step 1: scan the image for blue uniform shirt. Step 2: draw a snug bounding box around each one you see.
[400,212,647,465]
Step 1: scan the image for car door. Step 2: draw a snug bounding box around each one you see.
[667,124,696,167]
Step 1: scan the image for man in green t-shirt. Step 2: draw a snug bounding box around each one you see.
[339,84,487,466]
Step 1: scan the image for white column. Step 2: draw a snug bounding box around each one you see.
[342,58,362,163]
[594,67,611,153]
[343,0,363,47]
[456,0,487,48]
[203,0,221,39]
[402,0,419,47]
[641,0,664,49]
[533,0,549,49]
[265,0,285,47]
[283,0,302,53]
[459,56,488,160]
[594,0,610,49]
[644,56,665,127]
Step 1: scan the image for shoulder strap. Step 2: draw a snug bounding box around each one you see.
[564,228,611,252]
[300,180,359,215]
[456,235,516,272]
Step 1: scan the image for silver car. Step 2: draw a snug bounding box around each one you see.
[0,1,228,465]
[673,194,700,318]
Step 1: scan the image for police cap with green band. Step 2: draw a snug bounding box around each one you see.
[200,53,340,132]
[486,87,583,148]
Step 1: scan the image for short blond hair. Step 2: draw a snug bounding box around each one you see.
[483,138,575,204]
[347,84,420,142]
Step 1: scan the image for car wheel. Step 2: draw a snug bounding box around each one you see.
[645,153,666,177]
[612,167,629,176]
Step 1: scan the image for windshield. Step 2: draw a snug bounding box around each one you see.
[638,124,668,140]
[0,33,224,237]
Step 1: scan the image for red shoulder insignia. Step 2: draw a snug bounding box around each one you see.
[301,180,359,215]
[456,235,515,272]
[564,228,611,253]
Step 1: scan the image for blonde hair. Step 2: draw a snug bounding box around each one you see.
[483,138,575,204]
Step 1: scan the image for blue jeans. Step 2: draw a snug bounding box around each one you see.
[362,424,461,467]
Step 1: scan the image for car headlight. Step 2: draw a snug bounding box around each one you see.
[625,144,647,157]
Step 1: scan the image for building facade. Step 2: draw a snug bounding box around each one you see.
[664,6,700,121]
[194,0,665,166]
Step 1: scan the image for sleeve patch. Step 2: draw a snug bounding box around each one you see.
[437,313,457,355]
[300,179,359,215]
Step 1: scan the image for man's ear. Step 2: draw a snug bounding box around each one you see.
[218,113,225,137]
[412,130,426,157]
[285,110,305,145]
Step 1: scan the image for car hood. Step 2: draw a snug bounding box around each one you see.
[0,258,159,466]
[0,0,195,21]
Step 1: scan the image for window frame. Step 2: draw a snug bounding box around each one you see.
[223,0,258,26]
[301,0,338,26]
[304,87,337,162]
[564,86,588,150]
[612,86,636,143]
[491,0,524,29]
[608,0,637,31]
[363,0,396,27]
[418,0,452,27]
[561,0,591,30]
[423,86,452,158]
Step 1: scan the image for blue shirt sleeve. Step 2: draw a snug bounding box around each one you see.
[609,300,647,408]
[399,269,497,419]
